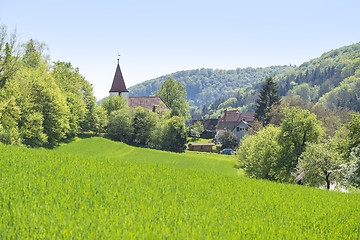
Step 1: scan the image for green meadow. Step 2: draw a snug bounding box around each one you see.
[1,137,359,239]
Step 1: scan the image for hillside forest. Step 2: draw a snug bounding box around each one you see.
[129,65,292,108]
[192,42,360,119]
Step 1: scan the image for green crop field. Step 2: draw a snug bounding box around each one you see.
[1,137,359,239]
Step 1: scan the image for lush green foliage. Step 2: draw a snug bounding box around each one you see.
[195,42,360,119]
[298,140,344,189]
[155,77,189,119]
[277,107,324,181]
[129,66,291,108]
[1,137,360,238]
[0,25,18,88]
[187,120,204,138]
[131,107,158,145]
[346,113,360,187]
[238,107,324,183]
[107,108,134,142]
[218,131,238,150]
[254,76,281,125]
[101,94,127,115]
[0,25,103,146]
[238,125,281,180]
[161,116,188,153]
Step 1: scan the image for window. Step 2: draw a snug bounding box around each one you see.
[236,127,240,131]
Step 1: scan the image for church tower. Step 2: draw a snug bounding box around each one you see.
[109,60,128,102]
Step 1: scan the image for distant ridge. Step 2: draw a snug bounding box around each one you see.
[128,66,291,108]
[193,42,360,119]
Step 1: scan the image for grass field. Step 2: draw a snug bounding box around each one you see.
[1,137,360,239]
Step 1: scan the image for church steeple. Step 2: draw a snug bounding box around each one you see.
[109,59,129,101]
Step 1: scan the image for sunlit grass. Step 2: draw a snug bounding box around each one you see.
[0,137,359,239]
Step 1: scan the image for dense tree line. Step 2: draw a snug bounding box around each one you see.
[129,66,291,108]
[237,79,360,190]
[238,104,360,190]
[103,94,187,153]
[193,42,360,119]
[0,25,106,146]
[0,24,188,152]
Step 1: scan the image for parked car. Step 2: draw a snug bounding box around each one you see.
[220,149,236,155]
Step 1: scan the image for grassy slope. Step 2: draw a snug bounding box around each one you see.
[1,137,360,239]
[55,137,237,176]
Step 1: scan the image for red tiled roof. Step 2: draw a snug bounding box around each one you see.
[128,97,171,112]
[219,110,254,123]
[109,63,128,93]
[215,110,254,131]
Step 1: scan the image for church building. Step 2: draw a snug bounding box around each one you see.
[109,61,170,112]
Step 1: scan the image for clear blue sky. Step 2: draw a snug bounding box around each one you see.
[1,0,359,100]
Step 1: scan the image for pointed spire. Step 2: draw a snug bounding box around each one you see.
[109,60,128,93]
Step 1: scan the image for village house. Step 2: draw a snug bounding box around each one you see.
[109,61,170,112]
[215,110,254,143]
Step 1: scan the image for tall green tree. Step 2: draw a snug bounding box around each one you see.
[254,76,281,126]
[277,107,324,182]
[161,116,187,153]
[107,108,134,142]
[101,94,127,115]
[132,107,157,145]
[238,125,281,180]
[14,67,70,145]
[346,113,360,188]
[51,61,98,136]
[155,78,189,119]
[0,24,18,88]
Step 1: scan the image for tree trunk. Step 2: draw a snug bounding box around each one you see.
[325,173,331,190]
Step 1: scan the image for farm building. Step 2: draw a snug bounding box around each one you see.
[188,143,215,153]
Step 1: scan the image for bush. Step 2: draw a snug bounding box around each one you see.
[107,109,133,142]
[237,125,281,180]
[219,131,237,150]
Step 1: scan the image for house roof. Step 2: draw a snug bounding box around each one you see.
[203,119,219,131]
[215,110,254,131]
[128,96,171,112]
[109,63,128,93]
[216,120,251,131]
[218,110,254,123]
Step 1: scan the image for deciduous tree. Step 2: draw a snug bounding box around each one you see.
[238,125,281,180]
[161,116,187,153]
[132,107,157,145]
[155,78,189,119]
[298,140,344,189]
[277,107,324,182]
[107,108,133,142]
[101,94,127,115]
[219,131,238,150]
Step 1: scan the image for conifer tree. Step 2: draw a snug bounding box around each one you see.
[254,76,281,126]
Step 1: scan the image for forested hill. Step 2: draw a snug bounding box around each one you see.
[128,66,291,107]
[192,42,360,119]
